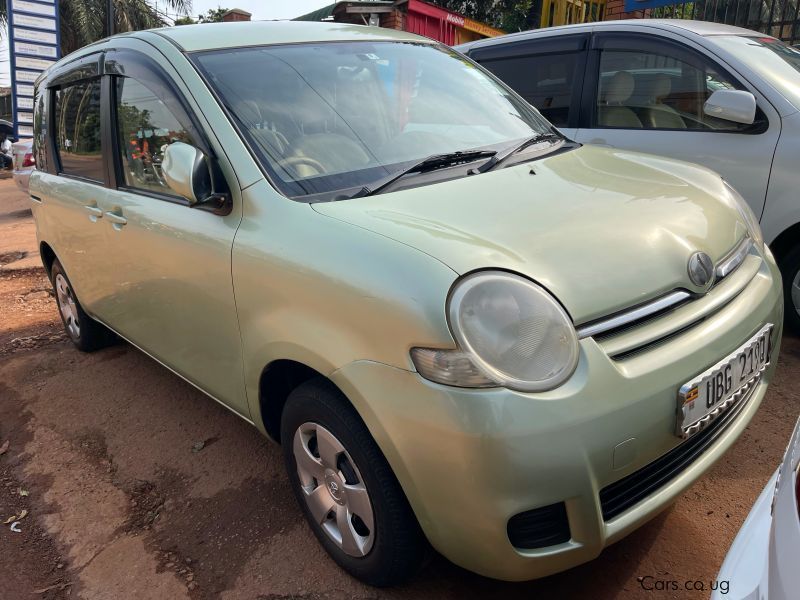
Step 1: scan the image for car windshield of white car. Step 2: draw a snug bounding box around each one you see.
[192,41,556,201]
[714,36,800,104]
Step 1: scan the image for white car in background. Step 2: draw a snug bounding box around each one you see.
[12,139,34,193]
[457,20,800,334]
[712,416,800,599]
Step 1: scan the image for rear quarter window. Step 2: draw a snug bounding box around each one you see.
[54,78,104,182]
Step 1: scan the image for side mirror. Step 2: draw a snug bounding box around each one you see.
[162,142,213,205]
[703,89,756,125]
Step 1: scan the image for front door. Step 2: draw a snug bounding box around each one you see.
[573,32,781,217]
[91,53,248,416]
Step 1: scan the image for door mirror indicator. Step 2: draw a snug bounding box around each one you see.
[162,142,231,215]
[703,90,756,125]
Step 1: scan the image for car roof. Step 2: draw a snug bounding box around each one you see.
[456,19,766,52]
[145,21,435,53]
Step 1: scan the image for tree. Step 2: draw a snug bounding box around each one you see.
[197,7,229,23]
[0,0,193,56]
[433,0,541,32]
[173,7,229,26]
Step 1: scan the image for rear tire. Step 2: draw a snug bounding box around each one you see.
[50,259,116,352]
[779,245,800,335]
[281,378,425,586]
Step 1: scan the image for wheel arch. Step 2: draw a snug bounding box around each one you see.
[768,222,800,266]
[39,241,57,277]
[258,358,352,444]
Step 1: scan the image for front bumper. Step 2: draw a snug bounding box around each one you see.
[331,256,784,581]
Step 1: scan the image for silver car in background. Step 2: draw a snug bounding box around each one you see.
[712,416,800,600]
[457,20,800,334]
[12,139,34,193]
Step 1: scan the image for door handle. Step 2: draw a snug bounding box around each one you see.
[84,204,103,222]
[104,210,128,229]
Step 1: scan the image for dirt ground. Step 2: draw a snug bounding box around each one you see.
[1,176,798,600]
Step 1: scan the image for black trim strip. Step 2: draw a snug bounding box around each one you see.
[599,380,758,521]
[100,70,115,188]
[46,52,102,88]
[507,502,571,549]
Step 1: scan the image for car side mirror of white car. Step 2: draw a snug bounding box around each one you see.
[162,141,213,205]
[703,90,757,125]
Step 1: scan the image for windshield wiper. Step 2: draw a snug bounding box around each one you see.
[472,132,564,174]
[349,149,497,198]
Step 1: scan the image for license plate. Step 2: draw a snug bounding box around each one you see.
[677,324,772,438]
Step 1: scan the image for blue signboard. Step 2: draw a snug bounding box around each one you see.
[8,0,61,140]
[624,0,677,12]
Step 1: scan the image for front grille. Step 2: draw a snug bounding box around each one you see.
[507,502,571,549]
[578,239,761,360]
[597,255,761,360]
[599,380,758,521]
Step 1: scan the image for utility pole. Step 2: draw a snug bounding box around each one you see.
[107,0,115,37]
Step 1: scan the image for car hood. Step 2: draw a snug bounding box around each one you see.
[312,145,748,324]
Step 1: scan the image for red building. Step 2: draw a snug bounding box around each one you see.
[294,0,504,45]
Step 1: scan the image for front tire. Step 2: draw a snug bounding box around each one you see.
[779,245,800,335]
[281,378,425,586]
[50,259,115,352]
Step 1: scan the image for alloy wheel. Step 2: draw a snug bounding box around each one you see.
[55,273,80,339]
[793,270,800,319]
[292,422,375,557]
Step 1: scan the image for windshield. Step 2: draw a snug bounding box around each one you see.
[713,35,800,107]
[192,41,555,200]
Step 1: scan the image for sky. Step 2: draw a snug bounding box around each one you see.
[1,0,332,86]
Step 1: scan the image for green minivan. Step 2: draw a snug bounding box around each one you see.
[30,22,782,585]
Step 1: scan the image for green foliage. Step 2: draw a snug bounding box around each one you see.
[171,7,230,26]
[117,100,153,139]
[432,0,541,32]
[650,2,695,18]
[197,7,229,23]
[1,0,193,54]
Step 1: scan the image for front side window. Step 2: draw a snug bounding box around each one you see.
[479,51,581,127]
[193,42,555,200]
[595,48,753,131]
[54,78,103,181]
[114,77,196,196]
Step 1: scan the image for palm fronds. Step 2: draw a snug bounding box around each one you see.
[1,1,193,54]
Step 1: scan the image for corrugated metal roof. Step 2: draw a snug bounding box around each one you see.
[293,1,396,22]
[292,3,337,22]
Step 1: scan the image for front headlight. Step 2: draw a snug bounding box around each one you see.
[723,180,764,251]
[412,271,579,392]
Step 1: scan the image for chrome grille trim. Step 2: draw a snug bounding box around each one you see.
[577,291,690,340]
[577,236,753,341]
[600,254,761,359]
[716,236,753,280]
